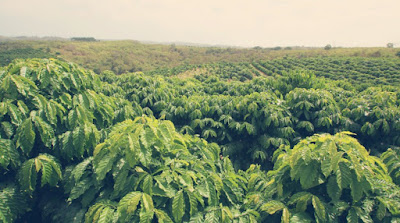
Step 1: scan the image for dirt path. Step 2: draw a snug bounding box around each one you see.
[249,63,268,77]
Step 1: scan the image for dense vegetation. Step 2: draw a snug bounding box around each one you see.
[1,50,400,223]
[0,47,54,67]
[149,57,400,89]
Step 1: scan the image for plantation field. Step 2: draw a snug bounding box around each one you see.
[1,39,399,74]
[148,57,400,89]
[1,44,400,222]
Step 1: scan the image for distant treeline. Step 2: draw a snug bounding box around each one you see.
[70,37,97,42]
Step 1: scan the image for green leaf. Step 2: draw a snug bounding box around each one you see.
[281,208,290,223]
[61,131,75,160]
[59,93,72,108]
[221,205,233,223]
[188,213,204,223]
[69,177,92,201]
[33,116,55,148]
[299,162,318,189]
[142,126,157,149]
[154,209,173,223]
[172,190,185,222]
[331,151,343,172]
[45,101,58,125]
[40,161,56,187]
[158,122,174,142]
[0,185,29,223]
[204,211,219,223]
[312,196,326,221]
[142,175,153,196]
[327,176,341,201]
[346,208,358,223]
[16,100,28,117]
[37,154,62,187]
[81,187,97,208]
[73,125,86,157]
[207,178,218,206]
[10,75,37,97]
[0,139,20,170]
[18,159,37,194]
[289,212,313,223]
[350,174,363,202]
[221,180,239,205]
[288,192,312,212]
[141,193,154,212]
[139,208,154,223]
[186,190,198,217]
[0,102,8,118]
[261,200,286,215]
[1,121,14,139]
[16,118,35,154]
[377,202,386,220]
[72,157,93,182]
[39,67,51,88]
[97,206,115,223]
[321,158,332,177]
[153,175,176,198]
[68,109,78,129]
[391,218,400,223]
[112,162,130,197]
[85,201,115,223]
[118,191,142,215]
[93,147,116,181]
[337,162,352,190]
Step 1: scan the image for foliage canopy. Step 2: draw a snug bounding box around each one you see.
[1,56,400,222]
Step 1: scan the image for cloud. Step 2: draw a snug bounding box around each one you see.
[0,0,399,46]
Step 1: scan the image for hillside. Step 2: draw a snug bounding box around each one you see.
[1,39,399,74]
[148,57,400,90]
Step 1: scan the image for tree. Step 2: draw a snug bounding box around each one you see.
[273,46,282,50]
[71,37,97,42]
[324,44,332,50]
[387,43,394,48]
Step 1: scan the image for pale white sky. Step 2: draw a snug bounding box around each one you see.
[0,0,399,47]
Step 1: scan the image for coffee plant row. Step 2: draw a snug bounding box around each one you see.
[1,58,400,222]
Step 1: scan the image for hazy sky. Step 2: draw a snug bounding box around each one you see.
[0,0,399,47]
